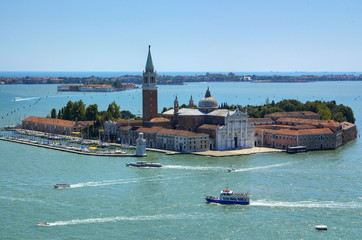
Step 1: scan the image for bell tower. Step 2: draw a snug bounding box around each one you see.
[142,45,158,121]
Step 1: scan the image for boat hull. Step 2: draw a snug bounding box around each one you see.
[53,184,71,189]
[126,162,162,168]
[205,197,249,205]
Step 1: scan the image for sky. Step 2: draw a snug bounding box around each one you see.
[0,0,361,72]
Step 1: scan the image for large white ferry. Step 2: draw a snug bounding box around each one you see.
[205,188,250,205]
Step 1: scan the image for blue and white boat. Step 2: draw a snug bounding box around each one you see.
[205,188,250,205]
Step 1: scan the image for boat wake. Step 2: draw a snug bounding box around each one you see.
[163,165,225,171]
[233,163,290,172]
[163,162,289,172]
[38,213,196,227]
[13,97,41,102]
[251,200,362,209]
[0,195,45,203]
[70,176,177,188]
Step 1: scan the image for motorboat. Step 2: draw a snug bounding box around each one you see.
[114,150,126,154]
[315,225,328,230]
[126,161,162,168]
[286,146,308,153]
[53,184,71,189]
[37,222,50,226]
[205,188,250,205]
[227,168,236,172]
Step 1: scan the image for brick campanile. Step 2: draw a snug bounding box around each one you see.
[142,45,158,121]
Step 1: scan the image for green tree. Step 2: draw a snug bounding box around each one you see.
[333,112,347,122]
[106,101,122,120]
[72,100,86,121]
[63,101,74,120]
[57,109,63,119]
[317,103,332,120]
[121,110,136,119]
[86,104,99,121]
[50,108,57,118]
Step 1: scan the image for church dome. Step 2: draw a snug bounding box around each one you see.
[198,87,218,112]
[198,97,218,108]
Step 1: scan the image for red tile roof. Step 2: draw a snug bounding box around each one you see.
[23,116,76,127]
[341,122,356,130]
[198,124,220,130]
[256,127,334,135]
[277,118,341,127]
[117,119,143,126]
[248,118,273,123]
[265,111,320,118]
[149,117,171,122]
[158,128,208,137]
[120,126,132,131]
[135,126,163,134]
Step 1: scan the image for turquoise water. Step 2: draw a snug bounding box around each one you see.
[1,82,362,239]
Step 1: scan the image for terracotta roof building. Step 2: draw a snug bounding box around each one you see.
[22,116,93,135]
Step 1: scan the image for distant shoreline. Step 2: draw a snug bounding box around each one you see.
[1,71,362,78]
[1,72,362,85]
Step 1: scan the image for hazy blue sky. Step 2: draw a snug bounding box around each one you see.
[0,0,361,72]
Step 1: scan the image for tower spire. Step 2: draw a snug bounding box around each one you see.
[145,45,154,72]
[142,45,158,121]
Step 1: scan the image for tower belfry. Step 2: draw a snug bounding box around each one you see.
[142,45,158,121]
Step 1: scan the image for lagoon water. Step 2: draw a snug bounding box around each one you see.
[1,81,362,239]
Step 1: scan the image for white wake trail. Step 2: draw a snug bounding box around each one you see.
[234,163,290,172]
[69,176,178,188]
[251,200,362,209]
[163,165,225,171]
[164,162,289,172]
[13,97,41,102]
[40,214,195,226]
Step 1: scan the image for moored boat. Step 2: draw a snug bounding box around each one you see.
[126,161,162,168]
[287,146,308,153]
[53,184,71,189]
[205,188,250,205]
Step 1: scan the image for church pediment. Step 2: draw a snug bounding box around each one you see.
[227,108,248,119]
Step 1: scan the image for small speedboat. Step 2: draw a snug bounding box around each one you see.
[126,162,162,168]
[37,222,50,226]
[53,184,71,189]
[315,225,328,230]
[227,168,236,172]
[205,188,250,205]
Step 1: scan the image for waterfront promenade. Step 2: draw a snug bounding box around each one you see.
[191,147,283,157]
[1,135,282,157]
[0,137,136,157]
